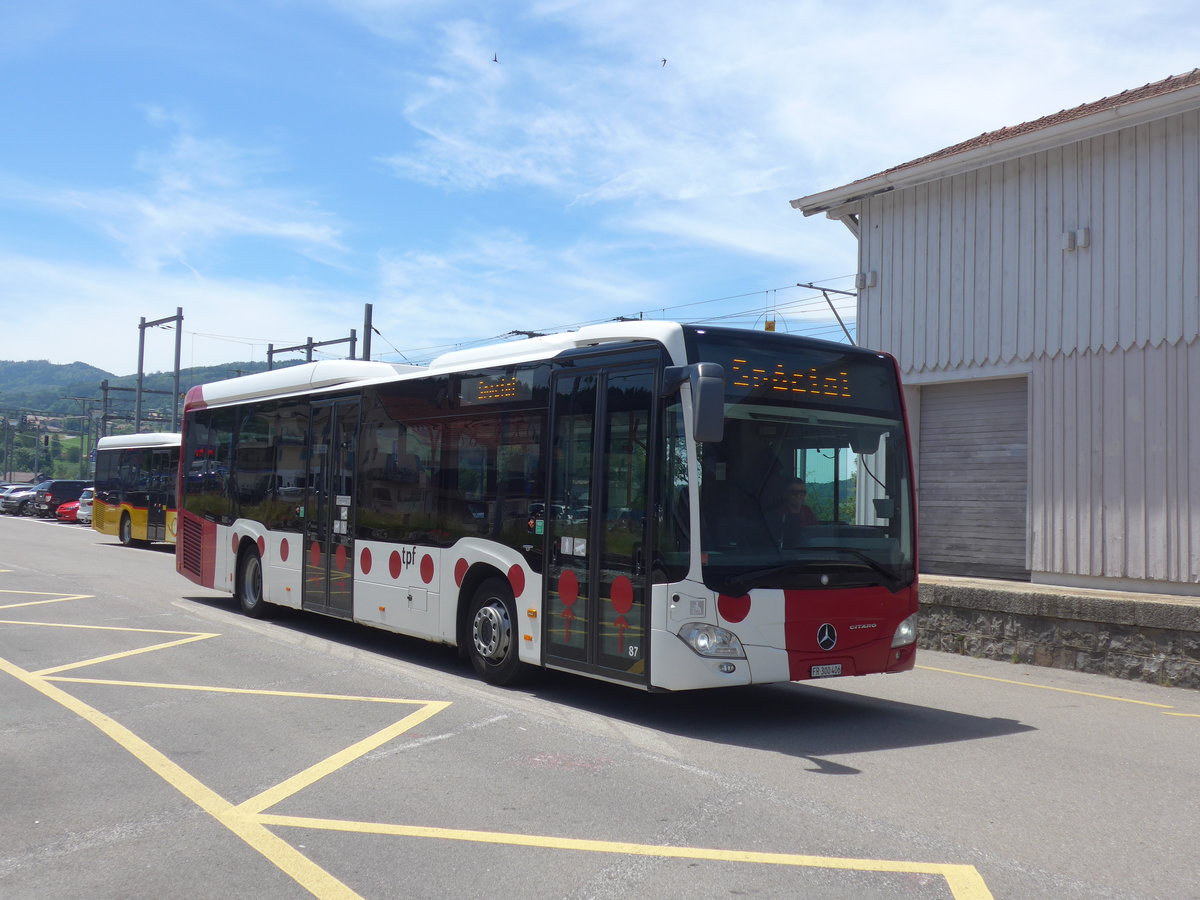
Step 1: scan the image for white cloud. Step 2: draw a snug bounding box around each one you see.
[35,110,345,274]
[377,0,1200,217]
[371,229,659,360]
[0,252,363,375]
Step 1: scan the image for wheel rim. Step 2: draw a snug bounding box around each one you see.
[242,555,262,606]
[472,599,511,663]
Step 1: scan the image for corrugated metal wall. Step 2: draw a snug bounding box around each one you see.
[1030,339,1200,583]
[858,108,1200,368]
[855,106,1200,589]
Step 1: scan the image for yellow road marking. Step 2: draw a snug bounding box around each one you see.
[0,619,222,676]
[237,701,451,815]
[917,665,1176,709]
[47,677,442,704]
[0,653,363,900]
[1163,712,1200,718]
[1,604,995,898]
[258,814,994,899]
[36,634,220,675]
[0,591,93,609]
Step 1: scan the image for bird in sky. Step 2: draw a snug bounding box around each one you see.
[661,58,667,66]
[493,53,499,63]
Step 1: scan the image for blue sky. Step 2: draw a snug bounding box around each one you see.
[1,0,1197,375]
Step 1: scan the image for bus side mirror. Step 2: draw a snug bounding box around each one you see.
[690,363,725,443]
[663,363,725,443]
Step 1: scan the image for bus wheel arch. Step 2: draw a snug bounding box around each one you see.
[235,538,273,618]
[461,570,530,686]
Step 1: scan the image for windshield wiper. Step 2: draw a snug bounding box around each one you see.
[717,562,822,596]
[717,549,904,595]
[803,546,905,591]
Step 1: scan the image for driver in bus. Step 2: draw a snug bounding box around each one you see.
[768,478,817,548]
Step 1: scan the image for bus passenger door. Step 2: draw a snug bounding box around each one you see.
[303,397,360,618]
[544,365,655,685]
[147,447,172,541]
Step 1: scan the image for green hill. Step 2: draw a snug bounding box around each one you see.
[0,359,290,418]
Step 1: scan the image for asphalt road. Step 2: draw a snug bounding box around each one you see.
[1,514,1197,900]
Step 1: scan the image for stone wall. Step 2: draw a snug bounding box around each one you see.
[917,575,1200,690]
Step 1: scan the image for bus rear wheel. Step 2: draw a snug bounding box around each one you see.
[237,547,272,619]
[467,577,529,686]
[119,514,135,546]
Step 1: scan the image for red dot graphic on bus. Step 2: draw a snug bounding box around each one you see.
[257,536,266,557]
[389,551,402,579]
[309,541,321,569]
[360,547,372,575]
[508,564,526,598]
[718,593,752,623]
[454,558,469,587]
[610,576,633,614]
[420,554,434,584]
[232,533,239,554]
[334,544,347,572]
[558,570,579,607]
[280,539,289,562]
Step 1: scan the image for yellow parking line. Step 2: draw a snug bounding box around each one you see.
[0,619,222,676]
[237,701,452,815]
[0,592,92,609]
[0,603,994,899]
[258,814,994,899]
[35,634,220,675]
[917,665,1175,709]
[0,653,362,900]
[47,677,442,705]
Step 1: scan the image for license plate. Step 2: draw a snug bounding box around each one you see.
[810,664,842,678]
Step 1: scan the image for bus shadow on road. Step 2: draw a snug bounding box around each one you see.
[523,676,1036,771]
[180,596,1034,769]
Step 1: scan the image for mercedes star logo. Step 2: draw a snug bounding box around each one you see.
[817,623,837,651]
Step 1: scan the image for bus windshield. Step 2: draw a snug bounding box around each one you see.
[684,327,914,594]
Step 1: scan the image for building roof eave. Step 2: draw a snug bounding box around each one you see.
[791,74,1200,217]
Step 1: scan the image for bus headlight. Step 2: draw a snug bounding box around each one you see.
[891,613,918,648]
[678,622,745,658]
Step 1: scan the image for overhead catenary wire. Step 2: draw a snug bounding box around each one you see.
[171,275,859,367]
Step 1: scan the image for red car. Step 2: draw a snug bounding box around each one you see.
[56,500,81,523]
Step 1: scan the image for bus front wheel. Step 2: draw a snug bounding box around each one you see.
[467,577,529,686]
[237,548,272,619]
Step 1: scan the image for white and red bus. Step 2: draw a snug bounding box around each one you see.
[176,322,917,690]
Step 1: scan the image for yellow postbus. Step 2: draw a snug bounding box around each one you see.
[93,432,181,546]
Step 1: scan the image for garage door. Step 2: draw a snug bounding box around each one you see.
[918,378,1029,580]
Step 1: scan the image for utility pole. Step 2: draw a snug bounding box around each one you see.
[65,397,98,478]
[136,308,184,432]
[362,303,373,361]
[267,330,357,370]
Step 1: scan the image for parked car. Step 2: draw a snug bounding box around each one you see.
[76,487,94,524]
[1,482,46,516]
[56,500,81,523]
[33,480,91,518]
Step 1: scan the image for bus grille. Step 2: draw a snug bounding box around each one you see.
[93,505,107,530]
[179,515,203,578]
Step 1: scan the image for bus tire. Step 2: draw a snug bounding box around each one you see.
[237,547,273,619]
[119,514,135,546]
[467,577,529,686]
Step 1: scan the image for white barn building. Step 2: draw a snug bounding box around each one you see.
[792,70,1200,596]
